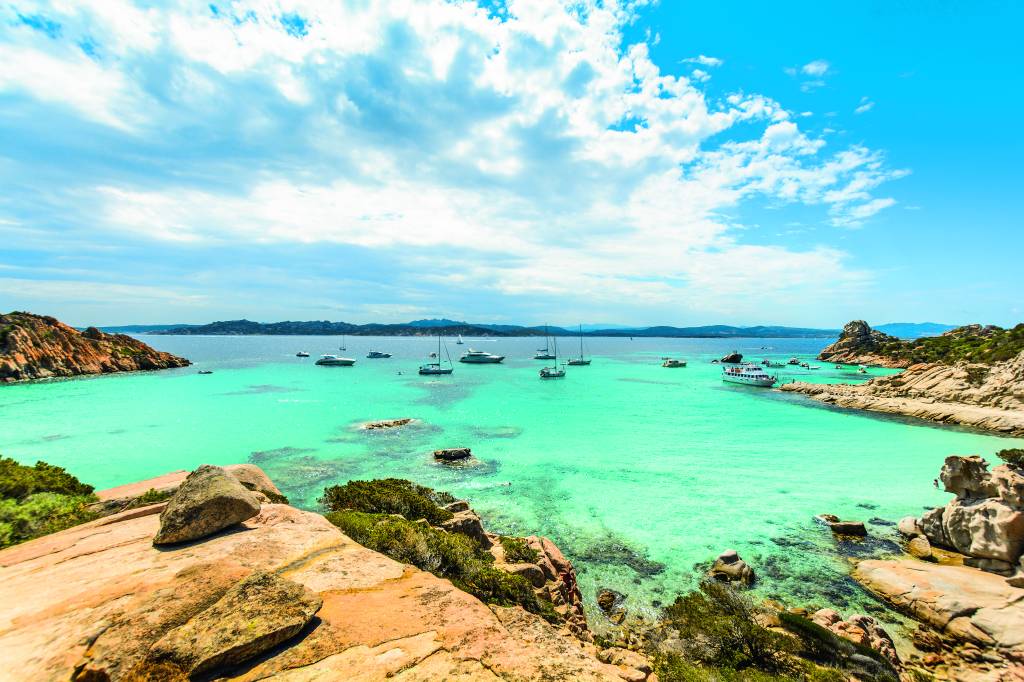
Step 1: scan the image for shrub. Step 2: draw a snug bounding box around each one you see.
[0,457,94,500]
[500,535,540,563]
[125,488,173,509]
[997,448,1024,469]
[319,478,453,524]
[325,509,554,619]
[0,492,98,549]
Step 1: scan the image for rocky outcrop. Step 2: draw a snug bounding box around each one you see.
[434,447,472,461]
[0,311,190,382]
[809,608,899,666]
[360,418,415,430]
[152,465,262,545]
[0,467,636,681]
[441,507,493,549]
[781,349,1024,436]
[817,320,905,367]
[907,456,1024,576]
[708,549,755,585]
[817,514,868,537]
[720,351,743,364]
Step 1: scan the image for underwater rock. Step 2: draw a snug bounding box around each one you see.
[153,465,261,545]
[361,418,415,430]
[597,589,625,613]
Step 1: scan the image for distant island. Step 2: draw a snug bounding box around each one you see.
[137,319,844,338]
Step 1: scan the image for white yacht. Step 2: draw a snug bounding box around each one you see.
[366,350,392,359]
[316,354,356,366]
[459,349,505,364]
[722,363,777,387]
[296,351,310,357]
[662,358,687,368]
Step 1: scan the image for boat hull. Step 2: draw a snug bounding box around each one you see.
[533,354,556,360]
[419,367,453,375]
[316,359,355,366]
[566,359,591,366]
[459,356,504,363]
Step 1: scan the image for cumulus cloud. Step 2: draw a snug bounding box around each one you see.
[0,0,905,323]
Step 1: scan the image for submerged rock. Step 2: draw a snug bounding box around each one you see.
[708,549,755,585]
[433,447,472,461]
[146,571,322,677]
[597,588,626,613]
[153,465,261,545]
[361,418,415,430]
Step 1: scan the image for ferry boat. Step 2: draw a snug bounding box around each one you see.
[722,363,777,387]
[662,358,687,368]
[366,350,392,359]
[316,354,356,366]
[459,349,505,364]
[296,351,310,357]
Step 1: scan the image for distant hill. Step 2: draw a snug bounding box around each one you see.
[95,324,198,333]
[153,319,839,338]
[874,322,956,339]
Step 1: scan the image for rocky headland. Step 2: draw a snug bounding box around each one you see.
[0,311,190,382]
[782,320,1024,435]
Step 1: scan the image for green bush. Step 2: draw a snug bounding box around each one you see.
[326,509,555,619]
[0,492,98,549]
[997,448,1024,468]
[0,457,94,500]
[500,535,540,563]
[654,653,847,682]
[319,478,453,524]
[871,323,1024,366]
[661,581,796,674]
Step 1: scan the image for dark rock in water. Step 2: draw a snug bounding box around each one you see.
[597,588,626,612]
[868,517,895,526]
[708,549,755,585]
[362,418,415,430]
[816,514,868,537]
[577,536,666,577]
[857,502,879,510]
[147,571,322,677]
[720,352,743,364]
[153,465,261,545]
[434,447,472,461]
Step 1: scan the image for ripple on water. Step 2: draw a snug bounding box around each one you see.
[469,425,524,440]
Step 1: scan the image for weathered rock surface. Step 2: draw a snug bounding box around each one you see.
[708,549,755,585]
[440,508,493,549]
[720,352,743,364]
[854,559,1024,652]
[781,349,1024,436]
[153,465,262,545]
[817,320,905,368]
[146,571,322,677]
[0,311,190,382]
[817,514,868,537]
[810,608,900,666]
[0,469,633,681]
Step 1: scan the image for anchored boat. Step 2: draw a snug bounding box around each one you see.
[566,324,591,366]
[534,325,556,360]
[722,363,777,387]
[662,358,687,368]
[419,335,454,375]
[459,349,505,364]
[366,350,392,359]
[316,354,356,366]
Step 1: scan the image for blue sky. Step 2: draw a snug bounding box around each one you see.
[0,0,1020,327]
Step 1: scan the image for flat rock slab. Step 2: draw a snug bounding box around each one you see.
[147,571,322,677]
[153,465,261,545]
[854,559,1024,650]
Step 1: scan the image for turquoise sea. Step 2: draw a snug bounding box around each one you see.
[2,335,1020,631]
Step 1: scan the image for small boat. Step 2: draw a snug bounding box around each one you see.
[807,365,821,370]
[800,362,811,369]
[420,335,454,375]
[834,364,843,369]
[539,337,564,378]
[316,354,356,366]
[456,334,465,345]
[566,324,591,366]
[858,365,868,374]
[367,350,392,359]
[459,349,505,364]
[534,325,556,360]
[761,359,785,368]
[296,351,310,357]
[787,358,801,365]
[340,335,346,351]
[197,370,213,374]
[722,363,777,387]
[662,358,687,368]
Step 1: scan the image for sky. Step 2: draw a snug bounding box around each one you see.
[0,0,1020,328]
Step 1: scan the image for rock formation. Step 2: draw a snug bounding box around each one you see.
[708,549,755,585]
[817,514,868,537]
[0,466,647,681]
[817,320,904,367]
[0,311,190,382]
[720,351,743,364]
[434,447,473,461]
[152,465,262,545]
[809,608,899,666]
[781,349,1024,436]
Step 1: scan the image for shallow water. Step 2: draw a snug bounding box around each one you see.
[2,335,1020,629]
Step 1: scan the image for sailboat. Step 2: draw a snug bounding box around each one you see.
[419,335,454,375]
[339,335,346,351]
[534,325,556,360]
[566,324,591,366]
[456,334,465,345]
[539,337,565,379]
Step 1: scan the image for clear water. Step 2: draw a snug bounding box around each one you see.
[2,335,1019,629]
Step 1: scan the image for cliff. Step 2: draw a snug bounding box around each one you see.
[817,320,907,368]
[0,466,649,681]
[0,311,190,382]
[781,349,1024,435]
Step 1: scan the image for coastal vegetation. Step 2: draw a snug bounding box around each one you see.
[0,456,97,548]
[997,448,1024,468]
[871,323,1024,365]
[500,535,541,563]
[318,477,455,524]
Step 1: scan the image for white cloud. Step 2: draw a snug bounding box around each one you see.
[801,59,830,76]
[854,97,875,114]
[0,0,906,322]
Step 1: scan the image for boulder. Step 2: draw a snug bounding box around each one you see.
[440,509,492,549]
[991,464,1024,510]
[146,571,322,677]
[898,516,923,538]
[152,465,261,545]
[709,549,755,585]
[907,535,933,560]
[817,515,868,537]
[597,589,625,613]
[941,455,997,499]
[434,447,472,462]
[942,498,1024,563]
[720,352,743,364]
[225,463,288,503]
[443,499,470,513]
[505,562,546,588]
[809,608,899,666]
[920,506,949,547]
